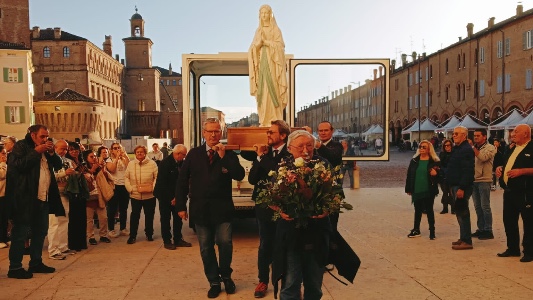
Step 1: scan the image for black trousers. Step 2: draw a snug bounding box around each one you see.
[413,196,435,231]
[0,196,8,243]
[106,185,130,231]
[503,190,533,255]
[129,198,156,238]
[158,198,183,244]
[68,194,87,251]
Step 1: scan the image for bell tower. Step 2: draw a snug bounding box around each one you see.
[123,6,152,69]
[130,6,145,37]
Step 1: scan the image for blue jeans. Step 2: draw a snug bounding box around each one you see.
[195,222,233,283]
[472,182,493,232]
[9,200,49,270]
[257,218,276,284]
[281,247,325,300]
[451,186,473,245]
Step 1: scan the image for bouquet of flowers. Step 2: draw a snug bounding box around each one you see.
[256,156,353,228]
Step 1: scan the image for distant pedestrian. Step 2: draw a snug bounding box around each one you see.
[147,143,163,165]
[438,139,454,214]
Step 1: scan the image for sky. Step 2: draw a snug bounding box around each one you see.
[28,0,531,123]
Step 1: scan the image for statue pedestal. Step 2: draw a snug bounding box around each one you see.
[227,127,268,151]
[226,127,305,151]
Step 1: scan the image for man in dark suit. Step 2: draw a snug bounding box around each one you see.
[154,144,191,250]
[315,121,344,271]
[495,124,533,262]
[247,120,291,298]
[176,118,245,298]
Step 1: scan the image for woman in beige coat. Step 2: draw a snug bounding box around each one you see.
[124,145,158,244]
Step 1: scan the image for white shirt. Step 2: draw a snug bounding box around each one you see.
[37,154,51,201]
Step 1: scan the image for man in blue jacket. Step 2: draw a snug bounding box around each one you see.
[446,126,475,250]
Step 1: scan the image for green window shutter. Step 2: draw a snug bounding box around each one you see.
[18,68,23,83]
[4,107,10,123]
[3,68,8,82]
[19,106,25,123]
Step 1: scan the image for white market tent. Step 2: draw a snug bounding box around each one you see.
[362,124,377,136]
[401,119,440,142]
[520,109,533,126]
[488,109,525,130]
[435,115,462,134]
[457,114,488,129]
[332,129,348,139]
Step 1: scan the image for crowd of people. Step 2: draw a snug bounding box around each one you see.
[2,122,530,298]
[404,125,533,264]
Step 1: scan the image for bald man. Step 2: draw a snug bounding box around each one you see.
[495,124,533,262]
[153,144,191,250]
[47,140,77,260]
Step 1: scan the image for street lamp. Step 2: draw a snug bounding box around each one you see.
[350,81,361,138]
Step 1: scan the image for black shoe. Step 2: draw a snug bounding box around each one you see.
[100,237,111,243]
[164,243,177,250]
[146,235,154,242]
[127,237,136,244]
[28,263,55,274]
[208,283,221,298]
[451,210,456,214]
[429,231,436,240]
[478,231,494,240]
[497,249,521,257]
[407,229,421,238]
[439,210,448,214]
[175,238,192,247]
[89,238,97,245]
[222,277,236,294]
[471,230,483,238]
[7,268,33,279]
[520,255,533,262]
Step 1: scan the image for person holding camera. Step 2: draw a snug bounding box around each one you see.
[106,143,130,238]
[5,125,65,279]
[124,145,158,244]
[405,140,441,240]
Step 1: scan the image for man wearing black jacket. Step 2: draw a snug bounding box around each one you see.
[153,144,191,250]
[247,120,291,298]
[446,126,475,250]
[316,121,344,270]
[495,124,533,262]
[6,125,65,279]
[176,118,245,298]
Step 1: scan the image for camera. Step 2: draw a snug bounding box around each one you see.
[47,137,53,142]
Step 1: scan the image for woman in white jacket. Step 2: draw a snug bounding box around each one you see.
[124,145,158,244]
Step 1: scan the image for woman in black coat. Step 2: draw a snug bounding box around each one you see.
[438,139,454,214]
[405,140,441,240]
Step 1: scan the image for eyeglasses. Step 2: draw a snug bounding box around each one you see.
[204,130,221,135]
[266,131,279,135]
[418,145,428,149]
[452,132,464,136]
[444,144,452,147]
[290,144,314,151]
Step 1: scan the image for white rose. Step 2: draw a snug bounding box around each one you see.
[294,157,305,167]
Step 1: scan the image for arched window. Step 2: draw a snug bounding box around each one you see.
[43,47,50,58]
[63,46,70,58]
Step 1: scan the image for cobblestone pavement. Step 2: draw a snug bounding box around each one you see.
[357,149,413,188]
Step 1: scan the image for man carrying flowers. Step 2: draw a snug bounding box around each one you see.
[256,130,351,299]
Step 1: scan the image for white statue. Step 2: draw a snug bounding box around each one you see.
[248,4,288,127]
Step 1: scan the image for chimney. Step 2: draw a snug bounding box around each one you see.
[517,4,524,16]
[32,26,40,39]
[53,27,61,39]
[467,23,474,38]
[391,59,396,70]
[121,59,125,65]
[373,69,377,80]
[458,37,462,42]
[169,63,173,75]
[115,54,119,61]
[422,52,427,59]
[411,51,417,62]
[331,92,334,99]
[103,35,112,56]
[488,17,495,28]
[401,54,407,66]
[379,66,383,77]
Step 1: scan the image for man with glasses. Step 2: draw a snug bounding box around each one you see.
[247,120,291,298]
[315,121,343,270]
[446,126,475,250]
[176,118,245,298]
[495,124,533,262]
[471,129,496,240]
[6,125,65,279]
[154,144,191,250]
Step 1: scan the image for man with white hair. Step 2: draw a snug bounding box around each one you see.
[154,144,191,250]
[272,130,331,300]
[495,124,533,262]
